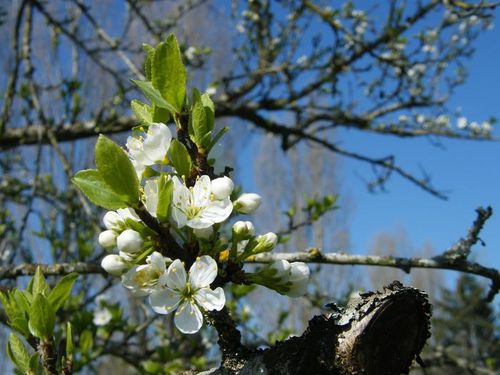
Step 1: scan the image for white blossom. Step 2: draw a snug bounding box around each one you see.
[126,123,172,167]
[101,254,128,276]
[457,117,468,129]
[211,176,234,200]
[144,178,162,218]
[185,46,196,61]
[93,307,112,326]
[254,232,278,253]
[268,260,310,298]
[149,256,225,334]
[122,252,168,295]
[171,175,233,229]
[206,86,217,96]
[232,221,255,240]
[98,230,118,250]
[234,193,262,214]
[116,229,143,253]
[286,262,310,297]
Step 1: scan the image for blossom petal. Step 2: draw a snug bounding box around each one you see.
[194,287,225,311]
[166,259,187,290]
[144,179,159,217]
[149,289,181,314]
[186,216,214,229]
[147,251,166,273]
[189,255,218,289]
[201,198,233,224]
[192,175,211,206]
[143,123,172,163]
[174,301,203,334]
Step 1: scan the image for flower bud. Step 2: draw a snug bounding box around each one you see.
[98,230,118,250]
[193,226,214,240]
[269,259,291,279]
[101,254,128,276]
[254,232,278,253]
[116,229,143,253]
[232,221,255,241]
[103,211,122,230]
[286,262,310,297]
[211,176,234,200]
[234,193,262,214]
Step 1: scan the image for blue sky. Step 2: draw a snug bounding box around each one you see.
[232,4,500,298]
[339,15,500,291]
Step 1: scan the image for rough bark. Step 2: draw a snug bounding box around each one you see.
[183,281,431,375]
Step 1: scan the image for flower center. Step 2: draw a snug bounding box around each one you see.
[186,205,203,220]
[181,282,194,299]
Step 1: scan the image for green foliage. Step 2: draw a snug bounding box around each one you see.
[47,273,78,312]
[152,34,186,112]
[189,88,213,149]
[131,99,153,124]
[0,268,79,373]
[73,169,129,210]
[95,135,140,206]
[132,79,177,114]
[28,294,55,339]
[169,139,192,178]
[156,175,174,222]
[6,333,31,373]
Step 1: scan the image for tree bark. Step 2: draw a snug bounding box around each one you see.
[187,281,431,375]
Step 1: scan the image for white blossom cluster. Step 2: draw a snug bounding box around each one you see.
[98,122,310,334]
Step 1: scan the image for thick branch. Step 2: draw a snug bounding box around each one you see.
[192,282,431,375]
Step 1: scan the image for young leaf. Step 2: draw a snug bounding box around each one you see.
[152,105,170,123]
[131,80,176,114]
[143,43,154,80]
[66,322,74,361]
[201,92,215,132]
[156,175,173,222]
[48,273,78,312]
[169,139,192,178]
[32,266,48,296]
[95,135,140,206]
[73,169,129,210]
[28,294,55,339]
[131,99,153,124]
[152,34,186,112]
[189,89,210,148]
[7,334,30,373]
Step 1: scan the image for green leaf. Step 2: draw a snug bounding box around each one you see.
[48,273,78,312]
[32,266,48,296]
[201,92,215,132]
[132,80,176,114]
[73,169,129,210]
[152,105,170,123]
[7,334,30,372]
[12,290,31,316]
[10,317,30,337]
[66,322,74,361]
[95,135,140,206]
[79,330,94,354]
[152,34,186,112]
[169,139,192,178]
[207,126,229,152]
[156,175,173,222]
[131,99,153,124]
[29,352,40,372]
[189,89,211,149]
[28,294,55,339]
[143,43,154,80]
